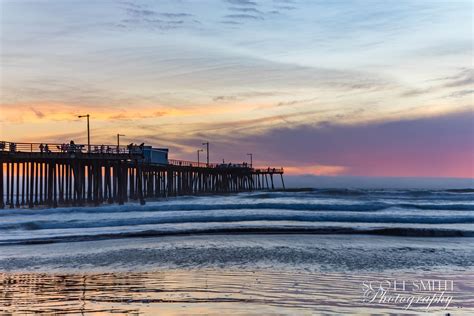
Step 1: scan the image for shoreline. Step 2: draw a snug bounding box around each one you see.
[1,234,472,274]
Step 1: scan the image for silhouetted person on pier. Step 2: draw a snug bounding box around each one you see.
[9,143,16,152]
[39,143,44,153]
[68,140,76,153]
[44,144,50,153]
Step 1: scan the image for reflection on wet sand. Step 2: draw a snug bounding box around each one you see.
[1,269,473,315]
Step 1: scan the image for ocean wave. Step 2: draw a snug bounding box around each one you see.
[445,188,474,193]
[1,201,473,218]
[0,226,472,246]
[304,188,474,199]
[2,189,473,246]
[2,211,474,231]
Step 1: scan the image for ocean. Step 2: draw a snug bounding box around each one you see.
[1,188,473,314]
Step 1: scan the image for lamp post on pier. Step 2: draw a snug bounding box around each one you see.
[202,142,209,166]
[117,134,125,153]
[247,153,253,168]
[197,148,204,166]
[78,114,90,153]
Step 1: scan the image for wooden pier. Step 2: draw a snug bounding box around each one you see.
[0,141,284,208]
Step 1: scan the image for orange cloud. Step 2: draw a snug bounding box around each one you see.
[284,164,348,176]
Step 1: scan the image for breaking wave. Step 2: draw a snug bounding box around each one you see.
[0,188,473,245]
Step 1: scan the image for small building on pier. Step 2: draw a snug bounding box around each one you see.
[142,146,169,165]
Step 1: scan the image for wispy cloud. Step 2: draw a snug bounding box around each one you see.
[224,14,263,20]
[441,68,474,88]
[228,7,263,14]
[30,107,45,119]
[117,2,196,30]
[400,68,474,98]
[444,89,473,99]
[226,0,257,6]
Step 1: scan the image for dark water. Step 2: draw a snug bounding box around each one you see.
[1,189,474,246]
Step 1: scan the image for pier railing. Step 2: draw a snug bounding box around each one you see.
[254,167,284,173]
[1,140,284,173]
[168,159,282,172]
[168,159,218,168]
[0,141,138,155]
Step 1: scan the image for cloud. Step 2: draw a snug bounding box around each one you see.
[226,0,257,6]
[212,91,278,102]
[178,111,473,178]
[400,69,474,98]
[400,88,433,98]
[444,89,473,99]
[118,3,195,31]
[275,5,296,11]
[276,97,318,107]
[213,96,239,102]
[285,164,347,176]
[117,1,142,9]
[228,7,263,14]
[108,111,167,121]
[126,8,158,17]
[30,107,45,119]
[160,13,193,18]
[220,20,242,25]
[128,110,473,178]
[224,14,263,20]
[442,68,474,88]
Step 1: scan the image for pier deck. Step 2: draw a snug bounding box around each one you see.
[0,141,284,208]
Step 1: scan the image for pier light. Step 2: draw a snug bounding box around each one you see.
[202,142,209,166]
[197,148,204,165]
[78,114,91,153]
[247,153,253,168]
[117,134,125,153]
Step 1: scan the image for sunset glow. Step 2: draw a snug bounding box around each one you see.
[1,0,472,177]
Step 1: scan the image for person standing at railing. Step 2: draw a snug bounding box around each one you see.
[39,143,44,153]
[44,144,50,153]
[9,142,16,152]
[68,140,76,153]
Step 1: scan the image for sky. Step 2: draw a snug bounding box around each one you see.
[0,0,473,178]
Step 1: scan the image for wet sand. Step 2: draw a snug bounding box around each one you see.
[1,232,473,315]
[1,269,473,315]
